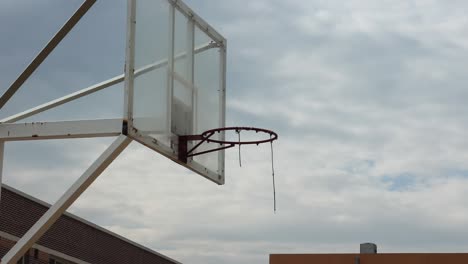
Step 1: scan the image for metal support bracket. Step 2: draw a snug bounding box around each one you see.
[178,134,234,163]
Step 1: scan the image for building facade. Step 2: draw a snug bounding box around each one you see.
[0,185,180,264]
[271,244,468,264]
[270,253,468,264]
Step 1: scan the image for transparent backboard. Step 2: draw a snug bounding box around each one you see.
[126,0,227,184]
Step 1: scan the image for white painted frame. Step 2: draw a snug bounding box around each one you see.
[0,0,226,262]
[0,1,127,263]
[0,119,122,141]
[125,0,227,185]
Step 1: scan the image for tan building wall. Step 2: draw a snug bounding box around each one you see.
[271,253,468,264]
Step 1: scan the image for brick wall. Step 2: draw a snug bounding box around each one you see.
[270,254,468,264]
[0,186,179,264]
[0,237,15,261]
[1,237,49,264]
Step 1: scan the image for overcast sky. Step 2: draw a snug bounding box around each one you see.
[2,0,468,264]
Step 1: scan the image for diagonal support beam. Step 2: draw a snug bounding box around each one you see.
[0,0,97,109]
[0,135,131,264]
[0,42,215,124]
[0,76,124,124]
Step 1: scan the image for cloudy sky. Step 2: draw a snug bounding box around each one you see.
[2,0,468,263]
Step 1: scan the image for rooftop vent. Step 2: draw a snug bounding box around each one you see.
[360,243,377,254]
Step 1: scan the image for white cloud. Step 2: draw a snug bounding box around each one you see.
[4,0,468,264]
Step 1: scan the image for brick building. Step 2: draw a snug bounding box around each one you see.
[270,243,468,264]
[0,184,180,264]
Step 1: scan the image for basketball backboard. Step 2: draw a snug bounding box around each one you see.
[0,1,228,262]
[0,1,278,261]
[124,0,227,185]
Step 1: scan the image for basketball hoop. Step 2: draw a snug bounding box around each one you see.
[178,127,279,212]
[178,127,278,162]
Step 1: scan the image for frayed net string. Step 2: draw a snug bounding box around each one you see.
[236,129,242,167]
[270,135,276,213]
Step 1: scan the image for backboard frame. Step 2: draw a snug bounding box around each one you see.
[0,0,227,262]
[123,0,227,185]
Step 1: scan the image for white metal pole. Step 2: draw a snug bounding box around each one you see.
[1,135,131,264]
[0,75,124,124]
[218,41,227,183]
[167,3,175,135]
[187,17,195,135]
[0,119,122,141]
[123,0,136,131]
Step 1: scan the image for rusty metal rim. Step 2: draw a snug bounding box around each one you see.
[201,126,278,145]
